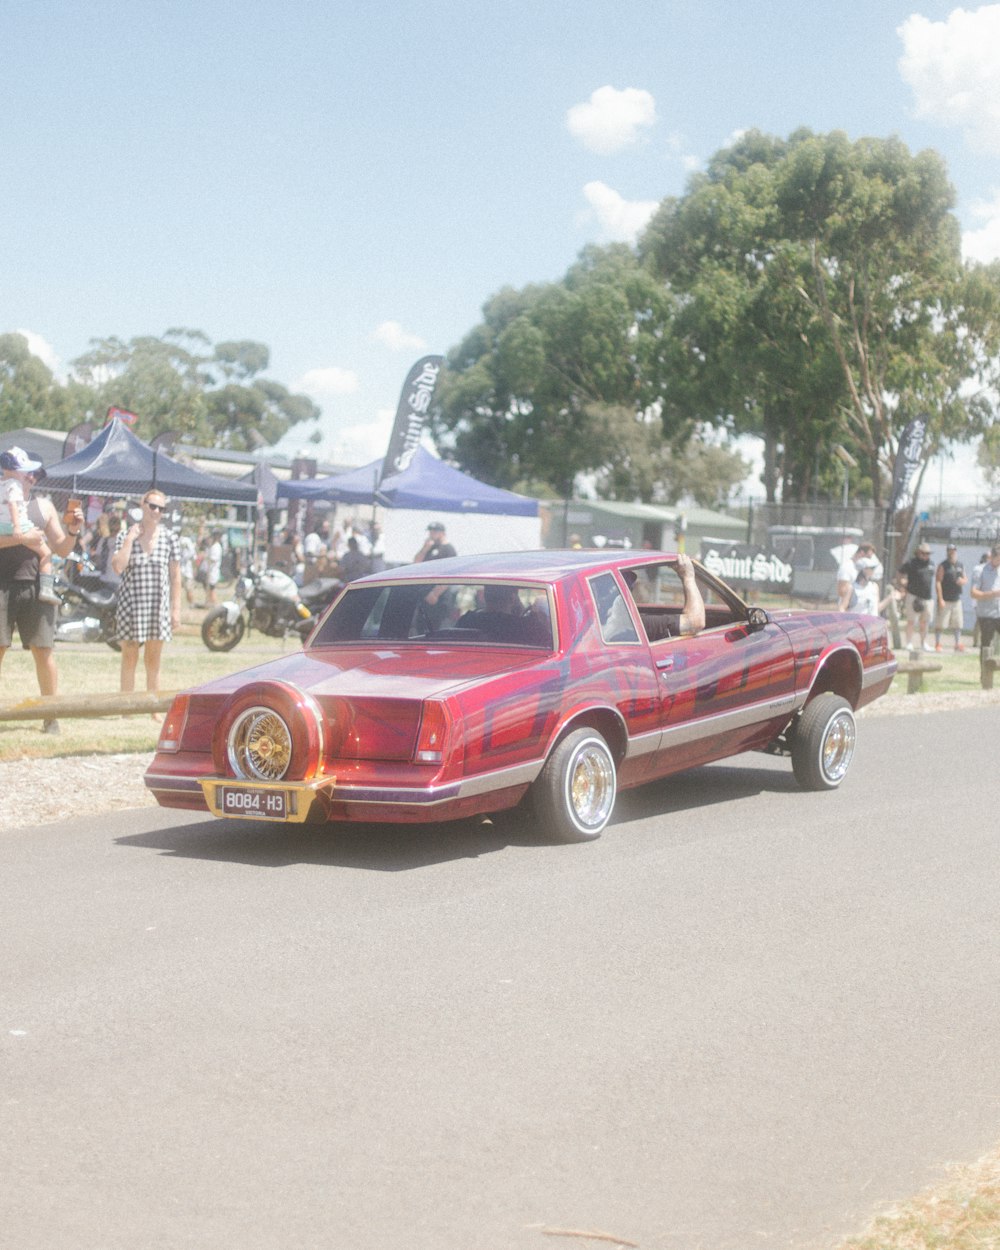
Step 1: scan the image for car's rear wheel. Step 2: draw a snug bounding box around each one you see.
[790,693,856,791]
[532,728,617,842]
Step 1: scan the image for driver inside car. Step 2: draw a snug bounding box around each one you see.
[624,555,706,641]
[455,583,550,645]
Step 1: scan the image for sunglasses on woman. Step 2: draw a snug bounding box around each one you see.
[145,501,166,512]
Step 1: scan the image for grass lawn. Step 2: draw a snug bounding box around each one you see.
[0,610,296,760]
[885,644,984,697]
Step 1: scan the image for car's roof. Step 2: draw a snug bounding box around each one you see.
[355,549,683,585]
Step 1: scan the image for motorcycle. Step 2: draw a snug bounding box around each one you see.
[201,567,343,651]
[54,553,121,650]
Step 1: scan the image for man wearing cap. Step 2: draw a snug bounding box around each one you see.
[934,543,967,653]
[0,448,85,734]
[836,539,883,612]
[898,541,936,652]
[413,522,457,632]
[971,543,1000,688]
[414,521,456,564]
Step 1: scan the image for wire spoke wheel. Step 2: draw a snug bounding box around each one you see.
[533,728,617,842]
[791,693,856,791]
[228,707,293,781]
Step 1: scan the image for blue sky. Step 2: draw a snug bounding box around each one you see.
[4,1,999,498]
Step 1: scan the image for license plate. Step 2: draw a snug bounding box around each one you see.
[219,785,289,820]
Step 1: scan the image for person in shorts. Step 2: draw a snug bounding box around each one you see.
[0,454,85,734]
[899,542,935,651]
[934,543,967,652]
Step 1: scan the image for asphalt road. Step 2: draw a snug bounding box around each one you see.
[4,707,1000,1250]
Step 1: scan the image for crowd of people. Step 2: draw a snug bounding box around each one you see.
[0,439,403,729]
[269,516,388,584]
[835,534,1000,688]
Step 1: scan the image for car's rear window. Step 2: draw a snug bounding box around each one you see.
[310,581,554,649]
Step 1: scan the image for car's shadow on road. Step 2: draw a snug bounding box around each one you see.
[116,759,800,872]
[116,814,526,872]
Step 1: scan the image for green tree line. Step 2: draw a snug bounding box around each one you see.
[0,328,319,452]
[434,128,1000,507]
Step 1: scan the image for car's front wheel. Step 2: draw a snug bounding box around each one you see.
[533,728,617,842]
[790,693,856,791]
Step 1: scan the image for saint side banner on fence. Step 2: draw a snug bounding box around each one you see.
[889,414,928,513]
[380,355,444,482]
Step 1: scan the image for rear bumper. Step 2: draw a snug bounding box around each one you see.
[145,757,544,824]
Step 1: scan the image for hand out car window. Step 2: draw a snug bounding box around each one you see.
[623,560,744,637]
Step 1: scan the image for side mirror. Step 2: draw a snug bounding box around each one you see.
[747,606,769,631]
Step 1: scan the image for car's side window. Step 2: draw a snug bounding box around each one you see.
[624,561,743,638]
[590,572,640,644]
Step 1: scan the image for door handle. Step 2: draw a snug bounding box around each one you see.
[656,656,674,671]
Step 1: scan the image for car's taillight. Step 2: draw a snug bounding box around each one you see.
[414,700,450,764]
[158,694,190,753]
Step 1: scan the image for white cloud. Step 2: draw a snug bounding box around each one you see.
[293,366,360,400]
[325,409,396,464]
[566,85,656,155]
[665,130,701,174]
[581,181,659,243]
[372,320,427,352]
[898,5,1000,153]
[962,189,1000,260]
[16,329,63,379]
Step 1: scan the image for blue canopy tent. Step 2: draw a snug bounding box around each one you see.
[41,418,259,504]
[279,456,383,507]
[239,460,282,507]
[278,446,537,517]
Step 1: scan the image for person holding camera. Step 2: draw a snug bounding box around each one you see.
[110,488,181,698]
[899,542,935,652]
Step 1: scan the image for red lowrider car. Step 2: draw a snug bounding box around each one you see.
[146,551,896,842]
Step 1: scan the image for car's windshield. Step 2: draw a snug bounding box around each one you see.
[310,581,554,649]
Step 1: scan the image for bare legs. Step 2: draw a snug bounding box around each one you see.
[119,639,165,693]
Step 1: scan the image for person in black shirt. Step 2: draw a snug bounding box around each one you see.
[899,542,935,652]
[934,543,967,652]
[414,522,458,630]
[414,521,456,563]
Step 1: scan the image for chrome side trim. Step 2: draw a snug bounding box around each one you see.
[658,690,806,749]
[145,773,204,793]
[861,659,898,688]
[335,758,545,806]
[623,726,662,759]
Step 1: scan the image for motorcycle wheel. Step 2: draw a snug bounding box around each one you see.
[201,606,246,652]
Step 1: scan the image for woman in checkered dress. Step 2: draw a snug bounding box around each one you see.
[111,490,182,696]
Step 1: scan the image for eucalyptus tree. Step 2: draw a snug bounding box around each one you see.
[0,332,67,433]
[70,329,319,449]
[435,244,680,498]
[640,129,1000,505]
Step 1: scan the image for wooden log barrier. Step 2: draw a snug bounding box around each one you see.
[894,657,942,694]
[0,690,178,722]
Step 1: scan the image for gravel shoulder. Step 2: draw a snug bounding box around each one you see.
[3,689,1000,834]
